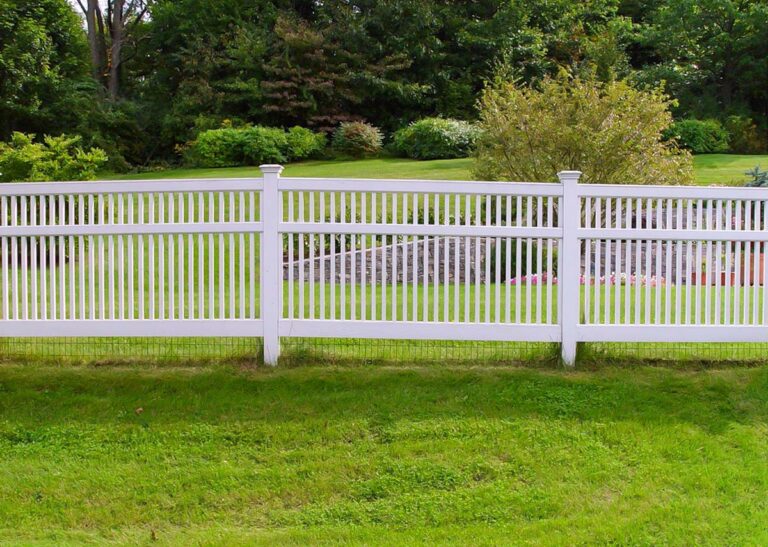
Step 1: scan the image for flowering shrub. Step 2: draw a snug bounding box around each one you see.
[509,273,558,285]
[392,118,481,160]
[579,273,667,286]
[508,272,668,286]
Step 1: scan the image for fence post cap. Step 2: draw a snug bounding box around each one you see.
[557,170,582,182]
[259,164,284,175]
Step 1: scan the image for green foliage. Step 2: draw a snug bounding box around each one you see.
[633,0,768,135]
[4,0,768,168]
[744,166,768,188]
[285,127,327,161]
[261,14,365,134]
[664,119,730,154]
[475,76,694,185]
[392,118,481,160]
[0,132,107,182]
[332,122,383,158]
[186,126,326,168]
[725,116,767,154]
[0,0,91,136]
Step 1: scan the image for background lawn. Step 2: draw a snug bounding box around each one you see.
[113,158,475,182]
[111,154,768,186]
[0,363,766,544]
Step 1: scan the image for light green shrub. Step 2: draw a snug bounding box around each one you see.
[186,126,326,167]
[475,76,694,185]
[285,126,327,160]
[0,132,108,182]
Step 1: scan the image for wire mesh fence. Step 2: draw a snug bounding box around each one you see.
[1,337,765,368]
[279,338,559,367]
[0,337,261,366]
[582,341,768,367]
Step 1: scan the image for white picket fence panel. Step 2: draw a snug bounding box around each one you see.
[1,165,767,365]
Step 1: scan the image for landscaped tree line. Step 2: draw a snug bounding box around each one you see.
[1,0,767,171]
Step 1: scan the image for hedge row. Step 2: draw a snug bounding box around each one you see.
[184,126,327,168]
[185,118,482,167]
[186,115,767,169]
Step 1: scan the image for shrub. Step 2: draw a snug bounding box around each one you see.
[186,126,326,167]
[725,116,767,154]
[393,118,481,160]
[0,132,107,182]
[186,128,245,167]
[474,75,694,185]
[664,119,730,154]
[240,127,289,166]
[285,126,327,160]
[332,122,383,157]
[744,166,768,187]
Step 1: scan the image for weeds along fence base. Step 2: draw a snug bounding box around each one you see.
[1,166,768,366]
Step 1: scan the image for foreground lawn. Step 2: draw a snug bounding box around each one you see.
[1,363,766,544]
[110,154,768,186]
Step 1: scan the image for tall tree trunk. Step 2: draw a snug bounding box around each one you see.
[108,0,125,100]
[85,0,104,83]
[107,0,125,100]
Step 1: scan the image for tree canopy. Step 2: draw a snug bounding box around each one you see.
[1,0,766,167]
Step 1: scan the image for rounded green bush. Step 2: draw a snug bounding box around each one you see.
[331,122,383,158]
[285,126,327,161]
[0,132,107,182]
[393,117,481,160]
[664,119,730,154]
[185,126,326,167]
[240,127,288,166]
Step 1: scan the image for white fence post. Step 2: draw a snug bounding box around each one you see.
[558,170,582,366]
[260,164,284,365]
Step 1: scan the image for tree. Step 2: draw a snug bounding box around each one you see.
[128,0,279,153]
[261,14,362,133]
[0,0,91,138]
[474,75,694,185]
[629,0,768,132]
[74,0,151,99]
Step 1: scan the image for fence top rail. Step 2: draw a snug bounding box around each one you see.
[578,183,768,200]
[278,177,564,196]
[0,178,265,196]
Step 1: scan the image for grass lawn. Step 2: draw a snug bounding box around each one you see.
[693,154,768,185]
[0,363,766,544]
[110,154,768,186]
[113,158,475,182]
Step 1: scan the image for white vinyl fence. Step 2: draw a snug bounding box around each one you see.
[1,165,767,365]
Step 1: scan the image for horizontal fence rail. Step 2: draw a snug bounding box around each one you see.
[1,166,767,365]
